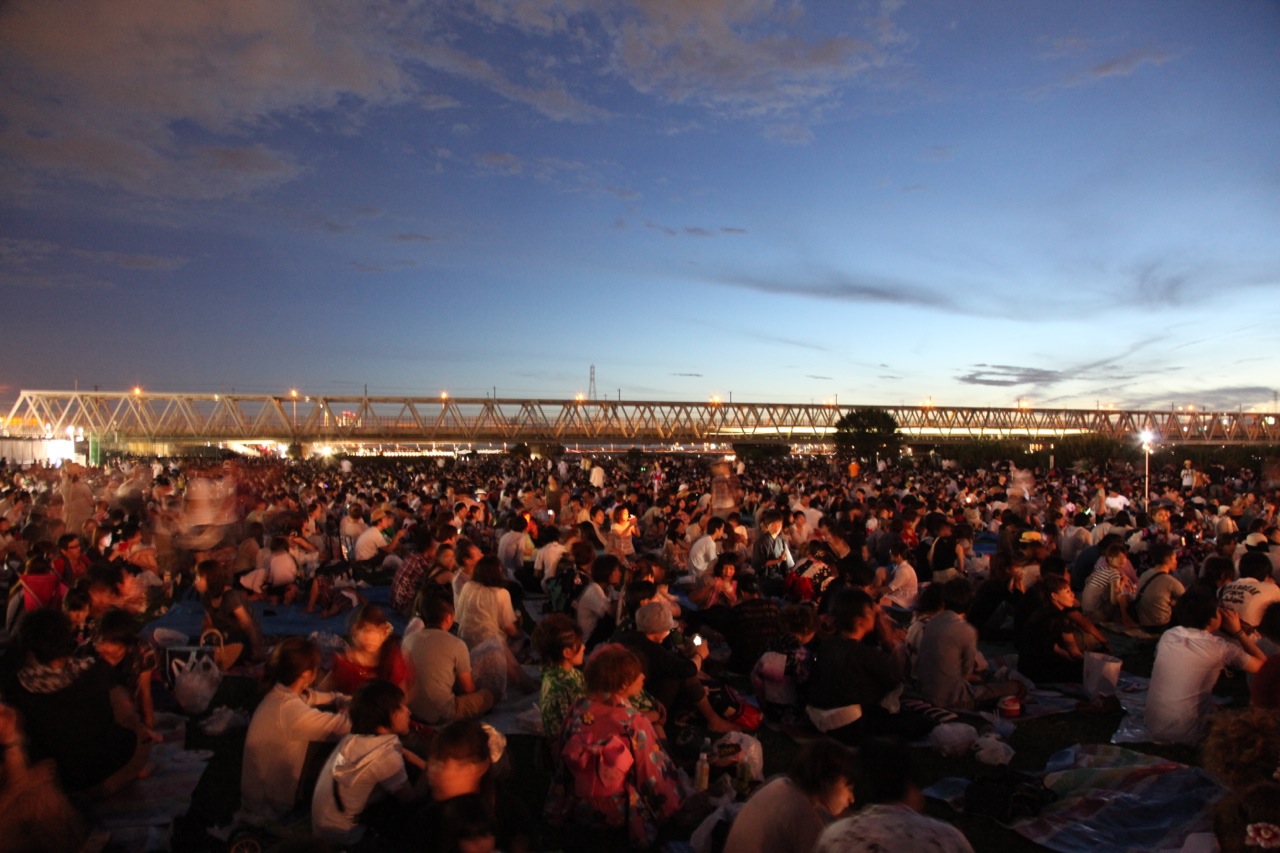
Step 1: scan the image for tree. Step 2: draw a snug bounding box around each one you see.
[833,408,902,463]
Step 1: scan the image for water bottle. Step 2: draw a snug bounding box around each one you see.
[694,737,711,792]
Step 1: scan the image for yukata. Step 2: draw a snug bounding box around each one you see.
[539,667,586,740]
[545,697,683,847]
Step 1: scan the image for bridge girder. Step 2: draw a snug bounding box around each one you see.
[4,391,1278,447]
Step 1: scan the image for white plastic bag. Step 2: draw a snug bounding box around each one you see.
[973,734,1016,765]
[1083,652,1122,698]
[712,732,764,782]
[172,653,222,714]
[929,722,979,757]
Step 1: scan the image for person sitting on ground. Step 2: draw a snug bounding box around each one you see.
[807,588,930,743]
[391,529,437,613]
[1145,586,1265,743]
[727,575,781,674]
[533,613,586,740]
[1219,552,1280,633]
[1081,542,1136,625]
[874,542,918,610]
[905,583,945,682]
[606,505,639,561]
[1202,705,1280,791]
[194,558,263,669]
[311,679,429,847]
[1251,603,1280,709]
[456,555,538,692]
[5,608,153,798]
[305,560,362,618]
[1133,542,1185,631]
[691,552,740,610]
[354,508,403,567]
[915,579,1023,711]
[320,603,409,694]
[544,643,684,849]
[402,595,495,726]
[1016,575,1094,685]
[617,601,737,732]
[813,736,974,853]
[724,740,857,853]
[0,701,89,853]
[1213,781,1280,853]
[576,554,622,649]
[92,607,159,730]
[240,636,352,827]
[751,508,795,580]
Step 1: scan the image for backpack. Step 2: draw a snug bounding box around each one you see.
[545,567,588,615]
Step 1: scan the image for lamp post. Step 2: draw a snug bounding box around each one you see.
[290,389,298,430]
[1139,430,1155,512]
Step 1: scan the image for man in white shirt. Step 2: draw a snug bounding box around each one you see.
[354,509,401,564]
[688,516,725,583]
[1218,552,1280,630]
[1145,587,1264,743]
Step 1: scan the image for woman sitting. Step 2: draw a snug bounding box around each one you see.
[5,609,152,798]
[724,740,857,853]
[320,604,409,695]
[239,637,351,827]
[533,613,586,740]
[546,643,684,849]
[455,556,538,692]
[194,559,263,669]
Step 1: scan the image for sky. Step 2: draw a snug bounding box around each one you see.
[1,0,1278,413]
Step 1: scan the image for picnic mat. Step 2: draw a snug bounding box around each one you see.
[926,743,1222,853]
[94,713,211,850]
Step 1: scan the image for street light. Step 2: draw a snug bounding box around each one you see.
[290,389,298,429]
[1139,429,1155,511]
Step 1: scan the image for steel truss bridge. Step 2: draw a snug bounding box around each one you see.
[4,390,1278,449]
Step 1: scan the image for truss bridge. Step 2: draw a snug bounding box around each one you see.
[4,390,1277,449]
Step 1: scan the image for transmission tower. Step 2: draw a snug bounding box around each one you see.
[588,364,597,400]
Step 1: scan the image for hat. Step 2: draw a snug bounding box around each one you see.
[1245,532,1269,549]
[635,601,675,634]
[370,508,388,523]
[1218,506,1230,516]
[1019,530,1044,544]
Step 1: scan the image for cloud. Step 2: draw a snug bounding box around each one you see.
[717,270,956,311]
[1121,386,1276,412]
[956,365,1064,387]
[419,93,460,110]
[350,259,416,273]
[645,221,747,237]
[607,0,880,118]
[475,152,523,175]
[73,249,188,271]
[1063,49,1174,87]
[671,372,703,377]
[0,271,115,291]
[0,0,415,197]
[765,124,815,145]
[391,232,442,244]
[805,374,833,380]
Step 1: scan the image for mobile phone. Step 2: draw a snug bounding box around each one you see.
[692,634,703,647]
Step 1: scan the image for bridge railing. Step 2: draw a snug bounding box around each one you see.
[3,391,1278,445]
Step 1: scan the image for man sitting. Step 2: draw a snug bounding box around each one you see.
[402,597,494,725]
[916,579,1023,711]
[1145,587,1264,743]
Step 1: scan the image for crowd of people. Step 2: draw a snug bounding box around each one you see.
[0,447,1278,851]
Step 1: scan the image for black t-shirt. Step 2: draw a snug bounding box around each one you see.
[807,635,901,713]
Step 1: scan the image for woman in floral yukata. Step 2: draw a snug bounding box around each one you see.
[545,643,684,849]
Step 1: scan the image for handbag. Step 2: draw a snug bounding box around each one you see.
[170,629,224,713]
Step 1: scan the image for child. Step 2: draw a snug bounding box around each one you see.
[532,613,586,740]
[311,679,428,846]
[321,604,410,695]
[306,561,362,618]
[93,607,159,732]
[753,604,817,725]
[63,586,92,651]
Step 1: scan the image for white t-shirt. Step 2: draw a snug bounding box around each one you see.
[576,581,611,642]
[1145,626,1251,743]
[353,526,386,562]
[311,734,408,845]
[884,562,918,609]
[1218,578,1280,628]
[454,582,516,648]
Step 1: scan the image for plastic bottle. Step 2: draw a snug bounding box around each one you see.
[694,738,711,792]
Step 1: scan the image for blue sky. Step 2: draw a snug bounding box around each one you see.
[1,0,1277,411]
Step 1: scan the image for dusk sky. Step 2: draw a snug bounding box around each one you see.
[2,1,1277,412]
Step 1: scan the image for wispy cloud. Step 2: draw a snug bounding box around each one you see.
[73,249,187,271]
[475,152,523,175]
[715,271,957,311]
[391,232,442,244]
[671,372,703,377]
[645,222,747,238]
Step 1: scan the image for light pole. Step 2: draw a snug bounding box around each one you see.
[290,389,298,430]
[1139,429,1155,512]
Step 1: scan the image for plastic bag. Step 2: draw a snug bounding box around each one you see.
[973,734,1016,765]
[173,653,222,715]
[929,722,979,757]
[1083,652,1122,698]
[712,732,764,782]
[471,637,508,702]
